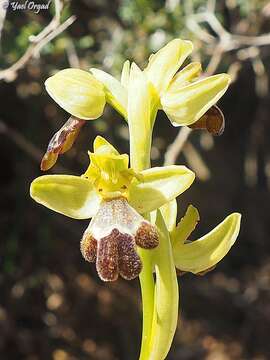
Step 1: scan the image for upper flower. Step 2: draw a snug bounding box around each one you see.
[30,136,195,281]
[41,39,231,171]
[91,38,231,127]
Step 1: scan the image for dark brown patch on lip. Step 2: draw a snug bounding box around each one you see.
[135,221,159,249]
[118,233,142,280]
[81,227,144,282]
[96,229,119,282]
[80,232,97,263]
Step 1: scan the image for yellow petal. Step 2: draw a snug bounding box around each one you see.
[93,135,120,155]
[89,152,129,175]
[173,213,241,273]
[90,68,127,119]
[121,60,130,88]
[167,62,202,92]
[128,165,195,213]
[45,69,105,120]
[171,204,200,246]
[144,39,193,94]
[30,175,101,219]
[161,73,231,126]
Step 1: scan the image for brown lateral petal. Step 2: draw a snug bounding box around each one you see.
[40,116,85,171]
[189,105,225,136]
[80,231,97,263]
[96,229,119,282]
[135,221,159,249]
[118,233,142,280]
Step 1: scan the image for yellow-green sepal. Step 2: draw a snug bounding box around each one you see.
[161,73,231,126]
[89,152,129,176]
[173,213,241,274]
[93,135,120,155]
[171,204,200,246]
[128,165,195,213]
[45,69,105,120]
[90,68,128,119]
[30,175,101,219]
[144,38,193,94]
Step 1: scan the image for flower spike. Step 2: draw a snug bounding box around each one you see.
[30,36,242,360]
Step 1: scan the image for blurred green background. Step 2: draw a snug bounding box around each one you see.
[1,0,270,359]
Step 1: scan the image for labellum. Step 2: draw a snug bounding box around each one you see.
[80,197,159,281]
[40,116,85,171]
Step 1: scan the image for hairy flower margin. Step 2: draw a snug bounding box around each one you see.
[30,38,241,360]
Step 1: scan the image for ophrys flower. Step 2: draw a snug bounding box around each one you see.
[30,136,195,281]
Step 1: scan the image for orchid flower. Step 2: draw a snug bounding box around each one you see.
[31,38,242,360]
[41,39,230,171]
[90,39,230,127]
[30,136,194,281]
[90,38,230,168]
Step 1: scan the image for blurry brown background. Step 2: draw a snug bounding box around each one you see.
[1,0,270,359]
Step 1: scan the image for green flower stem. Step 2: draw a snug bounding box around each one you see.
[129,88,156,342]
[148,211,179,360]
[138,249,155,360]
[129,95,178,359]
[128,104,157,359]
